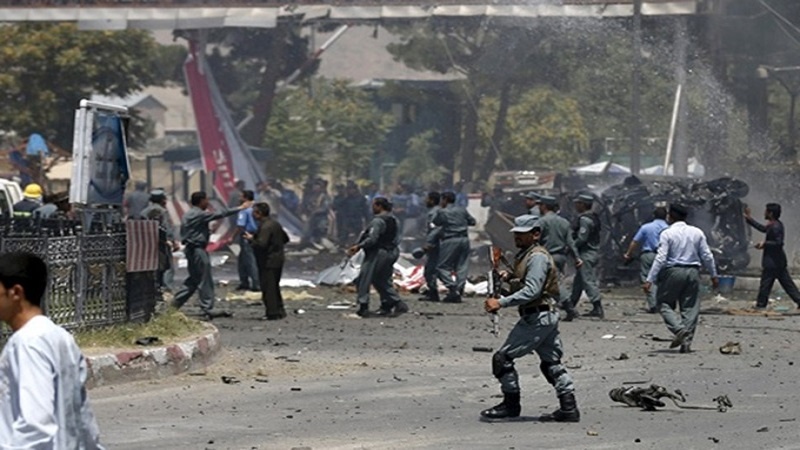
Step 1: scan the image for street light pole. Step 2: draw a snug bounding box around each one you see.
[630,0,643,175]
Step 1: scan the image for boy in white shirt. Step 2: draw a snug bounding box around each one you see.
[0,252,104,449]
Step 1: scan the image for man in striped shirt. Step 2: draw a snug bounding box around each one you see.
[644,204,719,353]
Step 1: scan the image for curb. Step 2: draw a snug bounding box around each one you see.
[84,325,221,389]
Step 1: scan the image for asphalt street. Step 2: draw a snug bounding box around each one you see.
[90,258,800,450]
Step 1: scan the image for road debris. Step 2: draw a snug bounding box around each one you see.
[610,384,732,412]
[719,341,741,355]
[472,346,493,353]
[221,376,240,384]
[134,336,161,346]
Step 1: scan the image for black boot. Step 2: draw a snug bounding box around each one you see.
[480,392,521,420]
[585,303,604,319]
[356,303,370,318]
[540,392,580,422]
[561,303,580,322]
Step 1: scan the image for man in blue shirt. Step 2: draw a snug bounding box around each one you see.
[644,204,719,353]
[236,190,259,291]
[624,206,668,313]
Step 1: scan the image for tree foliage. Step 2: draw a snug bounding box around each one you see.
[478,87,588,171]
[392,130,450,187]
[265,79,393,183]
[0,24,179,149]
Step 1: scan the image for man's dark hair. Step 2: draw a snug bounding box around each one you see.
[441,191,456,204]
[654,206,667,220]
[242,190,255,201]
[669,204,688,221]
[427,191,441,205]
[767,203,781,220]
[373,196,392,212]
[190,191,207,206]
[254,202,270,217]
[0,252,48,306]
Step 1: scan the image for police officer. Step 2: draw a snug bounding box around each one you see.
[481,215,579,422]
[624,206,668,313]
[348,197,409,318]
[432,191,476,303]
[568,194,604,319]
[645,204,718,353]
[420,191,442,302]
[172,191,243,320]
[538,195,581,321]
[744,203,800,309]
[141,189,179,292]
[524,192,540,216]
[124,181,150,220]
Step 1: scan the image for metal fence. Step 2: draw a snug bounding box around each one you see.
[0,217,158,341]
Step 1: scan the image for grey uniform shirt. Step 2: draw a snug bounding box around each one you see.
[425,205,442,247]
[498,250,552,308]
[358,213,401,251]
[432,205,476,239]
[540,211,578,257]
[181,206,238,247]
[141,203,176,241]
[574,214,600,255]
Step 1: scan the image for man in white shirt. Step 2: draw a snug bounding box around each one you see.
[0,252,104,449]
[644,204,719,354]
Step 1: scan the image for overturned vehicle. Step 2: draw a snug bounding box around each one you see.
[485,175,751,284]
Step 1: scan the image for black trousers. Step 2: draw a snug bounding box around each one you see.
[756,267,800,307]
[259,266,286,318]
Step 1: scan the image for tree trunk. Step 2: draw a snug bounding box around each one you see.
[241,25,288,147]
[478,81,512,181]
[459,97,479,183]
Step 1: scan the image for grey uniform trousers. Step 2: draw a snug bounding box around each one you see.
[569,255,602,307]
[356,248,402,310]
[237,235,260,290]
[436,236,470,296]
[640,252,657,310]
[551,253,570,306]
[495,310,575,396]
[656,266,700,344]
[172,245,216,313]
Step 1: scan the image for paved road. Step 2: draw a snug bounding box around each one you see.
[91,266,800,450]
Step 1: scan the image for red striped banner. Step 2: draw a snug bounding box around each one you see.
[126,220,159,273]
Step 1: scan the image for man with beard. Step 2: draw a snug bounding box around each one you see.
[246,202,290,321]
[480,215,579,423]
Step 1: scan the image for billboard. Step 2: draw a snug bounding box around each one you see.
[70,100,131,206]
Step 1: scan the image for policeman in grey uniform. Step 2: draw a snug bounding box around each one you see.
[481,214,580,422]
[140,189,179,291]
[524,192,540,216]
[172,191,243,320]
[348,197,409,318]
[538,195,581,321]
[432,191,476,303]
[420,191,442,302]
[568,194,604,319]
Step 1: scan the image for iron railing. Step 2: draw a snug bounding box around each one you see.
[0,218,158,343]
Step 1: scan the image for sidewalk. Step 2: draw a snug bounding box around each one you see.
[83,323,221,389]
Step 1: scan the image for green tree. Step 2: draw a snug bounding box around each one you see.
[392,130,449,187]
[478,87,588,171]
[0,24,177,149]
[265,79,393,182]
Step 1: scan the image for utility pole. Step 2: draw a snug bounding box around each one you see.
[630,0,643,175]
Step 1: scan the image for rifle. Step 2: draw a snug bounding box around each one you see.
[487,246,504,337]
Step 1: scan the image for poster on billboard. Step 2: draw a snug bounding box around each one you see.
[70,100,131,206]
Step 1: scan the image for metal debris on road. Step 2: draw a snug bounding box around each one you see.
[472,346,493,353]
[610,384,732,412]
[221,376,240,384]
[719,341,741,355]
